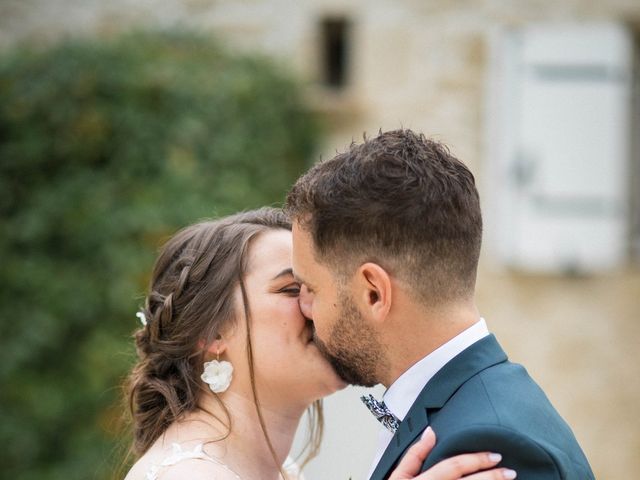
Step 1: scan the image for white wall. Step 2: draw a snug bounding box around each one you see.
[292,384,386,480]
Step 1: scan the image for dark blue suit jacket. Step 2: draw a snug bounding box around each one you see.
[369,335,595,480]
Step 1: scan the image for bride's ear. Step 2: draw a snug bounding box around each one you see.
[201,334,228,357]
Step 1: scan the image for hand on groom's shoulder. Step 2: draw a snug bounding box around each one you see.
[420,425,588,480]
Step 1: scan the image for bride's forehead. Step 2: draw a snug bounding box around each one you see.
[246,230,292,276]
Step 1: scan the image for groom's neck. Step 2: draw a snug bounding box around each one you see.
[378,299,481,388]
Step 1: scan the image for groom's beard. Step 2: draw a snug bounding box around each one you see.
[311,293,385,387]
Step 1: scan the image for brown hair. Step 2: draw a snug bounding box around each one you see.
[285,129,482,305]
[126,207,323,471]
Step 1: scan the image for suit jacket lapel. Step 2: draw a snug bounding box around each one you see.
[368,335,508,480]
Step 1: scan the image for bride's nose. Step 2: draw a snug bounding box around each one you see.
[298,285,313,319]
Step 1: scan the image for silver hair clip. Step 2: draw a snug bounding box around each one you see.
[136,311,148,326]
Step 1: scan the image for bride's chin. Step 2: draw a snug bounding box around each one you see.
[319,365,348,395]
[306,380,347,404]
[303,342,347,393]
[331,377,348,393]
[302,367,347,401]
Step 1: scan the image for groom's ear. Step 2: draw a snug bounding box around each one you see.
[355,262,392,325]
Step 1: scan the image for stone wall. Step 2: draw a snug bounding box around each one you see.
[5,0,638,170]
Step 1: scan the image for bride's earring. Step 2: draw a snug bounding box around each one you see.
[201,350,233,393]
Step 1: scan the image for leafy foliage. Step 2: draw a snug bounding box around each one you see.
[0,30,319,480]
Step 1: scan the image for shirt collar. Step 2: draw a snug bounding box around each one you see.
[383,318,490,421]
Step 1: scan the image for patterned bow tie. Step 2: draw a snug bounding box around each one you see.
[361,394,400,433]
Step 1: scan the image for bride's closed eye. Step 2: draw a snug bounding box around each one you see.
[277,284,301,296]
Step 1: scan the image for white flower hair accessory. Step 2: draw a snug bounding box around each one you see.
[136,311,148,326]
[201,358,234,393]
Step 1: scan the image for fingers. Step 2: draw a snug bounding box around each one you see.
[414,452,510,480]
[388,427,437,479]
[388,427,518,480]
[464,468,517,480]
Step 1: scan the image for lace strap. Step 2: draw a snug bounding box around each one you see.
[145,443,241,480]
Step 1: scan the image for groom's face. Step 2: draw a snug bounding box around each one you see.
[291,221,382,386]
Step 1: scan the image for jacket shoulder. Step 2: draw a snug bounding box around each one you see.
[424,362,594,480]
[422,425,574,479]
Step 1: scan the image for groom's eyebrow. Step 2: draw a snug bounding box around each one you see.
[292,271,314,290]
[271,268,294,281]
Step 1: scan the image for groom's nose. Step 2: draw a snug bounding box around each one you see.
[298,285,313,320]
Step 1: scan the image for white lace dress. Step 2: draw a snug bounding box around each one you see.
[145,443,305,480]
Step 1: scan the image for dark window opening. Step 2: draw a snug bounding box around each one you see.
[321,17,350,88]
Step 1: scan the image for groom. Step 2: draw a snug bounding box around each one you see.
[285,129,594,479]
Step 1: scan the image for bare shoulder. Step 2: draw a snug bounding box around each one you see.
[124,456,240,480]
[160,458,241,480]
[122,458,149,480]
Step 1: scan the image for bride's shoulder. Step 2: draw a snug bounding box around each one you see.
[157,459,241,480]
[125,457,239,480]
[124,442,241,480]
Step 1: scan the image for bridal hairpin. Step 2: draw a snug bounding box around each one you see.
[136,311,148,326]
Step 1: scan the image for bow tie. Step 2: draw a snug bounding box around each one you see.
[361,394,400,433]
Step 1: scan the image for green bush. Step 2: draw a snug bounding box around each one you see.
[0,30,319,480]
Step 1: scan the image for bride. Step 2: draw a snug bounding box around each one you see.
[123,208,509,480]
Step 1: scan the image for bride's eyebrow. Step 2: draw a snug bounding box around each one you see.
[271,268,294,281]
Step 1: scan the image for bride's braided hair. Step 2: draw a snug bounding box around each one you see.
[126,208,324,460]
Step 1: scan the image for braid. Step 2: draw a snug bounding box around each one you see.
[144,258,192,348]
[175,263,192,298]
[128,239,203,454]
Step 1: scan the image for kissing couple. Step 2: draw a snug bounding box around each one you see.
[124,129,594,480]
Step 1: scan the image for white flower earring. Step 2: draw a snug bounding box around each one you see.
[201,349,233,393]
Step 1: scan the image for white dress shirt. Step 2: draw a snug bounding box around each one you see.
[367,318,490,478]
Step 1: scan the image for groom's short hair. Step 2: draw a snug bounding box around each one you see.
[285,129,482,305]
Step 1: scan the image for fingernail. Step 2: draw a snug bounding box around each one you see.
[488,453,502,462]
[421,426,433,440]
[503,469,517,479]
